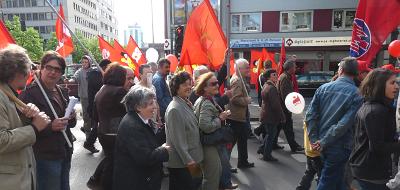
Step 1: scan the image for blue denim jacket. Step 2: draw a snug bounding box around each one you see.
[305,76,362,150]
[152,72,172,118]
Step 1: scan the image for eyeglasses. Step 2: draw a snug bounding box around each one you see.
[209,81,219,87]
[44,65,62,74]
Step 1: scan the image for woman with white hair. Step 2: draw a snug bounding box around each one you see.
[113,86,169,190]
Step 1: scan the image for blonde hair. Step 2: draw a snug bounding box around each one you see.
[194,72,215,96]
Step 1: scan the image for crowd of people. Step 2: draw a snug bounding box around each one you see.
[2,43,400,190]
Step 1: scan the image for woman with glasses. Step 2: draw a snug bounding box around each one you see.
[19,51,77,190]
[194,72,233,190]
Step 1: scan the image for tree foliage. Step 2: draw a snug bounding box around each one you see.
[5,16,43,61]
[45,32,58,51]
[71,33,102,64]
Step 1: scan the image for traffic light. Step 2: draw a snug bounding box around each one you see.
[175,25,184,56]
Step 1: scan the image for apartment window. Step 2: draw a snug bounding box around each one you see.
[33,13,38,20]
[280,11,313,32]
[26,13,32,20]
[39,26,45,33]
[33,26,39,31]
[19,0,24,7]
[332,9,356,30]
[12,0,18,7]
[32,0,38,6]
[39,13,45,20]
[25,0,31,7]
[46,12,51,20]
[8,14,13,20]
[20,13,26,20]
[231,13,262,33]
[6,0,12,8]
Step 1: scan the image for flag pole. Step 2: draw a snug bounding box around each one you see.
[225,0,231,89]
[45,0,103,72]
[33,74,72,148]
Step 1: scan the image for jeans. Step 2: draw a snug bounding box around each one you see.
[227,119,249,165]
[262,123,278,159]
[36,156,71,190]
[273,113,299,150]
[357,179,389,190]
[218,145,233,188]
[317,146,351,190]
[296,156,322,190]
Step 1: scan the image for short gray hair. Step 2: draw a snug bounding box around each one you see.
[234,58,249,70]
[121,86,156,113]
[193,65,209,81]
[0,44,32,83]
[283,60,296,71]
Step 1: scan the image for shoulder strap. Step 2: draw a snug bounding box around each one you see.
[195,97,206,123]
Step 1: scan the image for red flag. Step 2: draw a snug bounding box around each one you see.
[98,35,120,62]
[0,20,15,49]
[278,38,286,76]
[179,0,227,70]
[126,36,147,66]
[55,4,74,57]
[350,0,400,65]
[113,39,140,77]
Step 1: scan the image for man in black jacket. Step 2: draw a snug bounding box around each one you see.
[83,59,111,153]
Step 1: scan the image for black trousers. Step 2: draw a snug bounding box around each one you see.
[92,134,115,190]
[296,156,323,190]
[168,168,201,190]
[85,119,98,146]
[227,119,249,165]
[273,112,300,150]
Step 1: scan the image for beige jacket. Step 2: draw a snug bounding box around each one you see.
[226,75,250,122]
[0,83,37,190]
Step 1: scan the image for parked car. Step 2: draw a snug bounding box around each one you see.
[296,72,334,97]
[58,64,81,98]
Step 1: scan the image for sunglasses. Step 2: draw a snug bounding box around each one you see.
[209,81,219,87]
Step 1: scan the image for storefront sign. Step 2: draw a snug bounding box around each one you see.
[285,37,352,47]
[230,38,282,48]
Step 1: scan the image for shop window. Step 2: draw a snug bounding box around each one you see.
[231,13,262,33]
[332,9,355,30]
[280,11,313,32]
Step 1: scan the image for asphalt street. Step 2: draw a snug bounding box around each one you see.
[69,98,314,190]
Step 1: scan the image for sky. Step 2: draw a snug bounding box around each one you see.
[114,0,165,44]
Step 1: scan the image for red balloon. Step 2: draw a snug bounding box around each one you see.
[388,40,400,57]
[166,54,178,72]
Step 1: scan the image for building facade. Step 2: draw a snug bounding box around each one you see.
[165,0,393,72]
[123,24,144,47]
[0,0,118,41]
[222,0,359,73]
